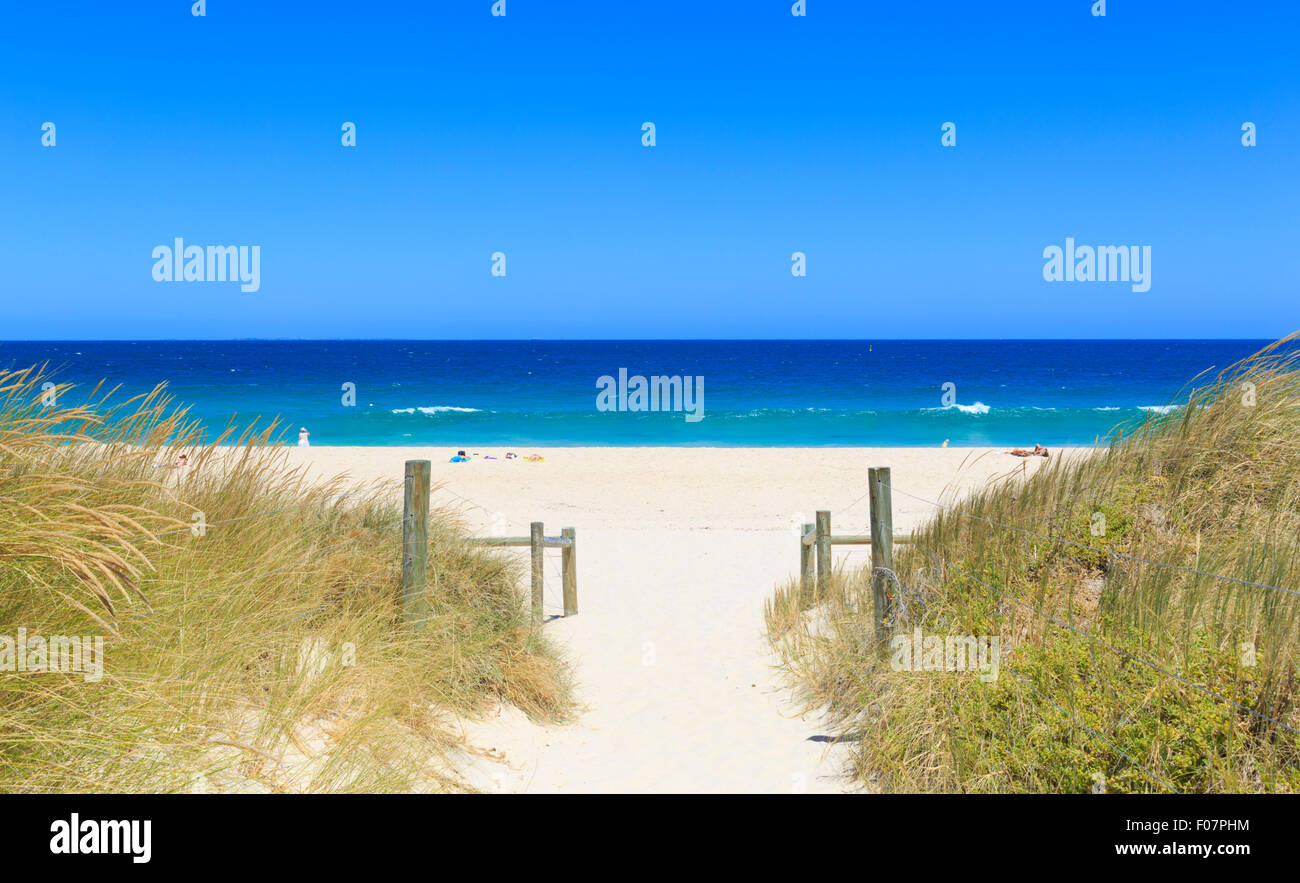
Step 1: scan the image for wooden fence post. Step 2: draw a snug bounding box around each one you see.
[561,526,578,616]
[799,522,815,600]
[815,510,831,597]
[401,460,431,629]
[530,521,544,622]
[868,467,894,641]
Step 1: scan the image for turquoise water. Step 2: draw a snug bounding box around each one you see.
[0,340,1280,447]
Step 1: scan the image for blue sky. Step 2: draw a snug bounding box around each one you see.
[1,0,1296,339]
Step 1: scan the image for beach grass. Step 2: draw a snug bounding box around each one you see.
[766,333,1300,793]
[0,367,571,793]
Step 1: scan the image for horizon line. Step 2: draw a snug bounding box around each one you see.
[0,337,1284,344]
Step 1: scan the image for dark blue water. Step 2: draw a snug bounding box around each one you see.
[0,340,1280,446]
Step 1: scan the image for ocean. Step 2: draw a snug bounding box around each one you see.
[0,340,1280,447]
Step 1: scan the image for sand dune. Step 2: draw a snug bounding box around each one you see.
[289,446,1063,793]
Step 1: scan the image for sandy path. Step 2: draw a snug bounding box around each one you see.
[290,446,1059,793]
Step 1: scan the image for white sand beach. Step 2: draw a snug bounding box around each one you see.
[289,445,1065,793]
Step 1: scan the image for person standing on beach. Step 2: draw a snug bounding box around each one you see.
[297,427,310,447]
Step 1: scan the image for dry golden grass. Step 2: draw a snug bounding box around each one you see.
[0,368,571,793]
[767,334,1300,793]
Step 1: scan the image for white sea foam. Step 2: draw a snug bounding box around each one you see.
[926,401,991,415]
[391,406,483,415]
[1138,404,1179,414]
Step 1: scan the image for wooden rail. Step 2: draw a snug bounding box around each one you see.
[400,460,577,626]
[471,522,578,622]
[799,469,908,643]
[801,532,914,546]
[474,535,574,549]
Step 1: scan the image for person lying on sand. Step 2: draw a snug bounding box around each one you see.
[450,450,469,463]
[1007,444,1049,458]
